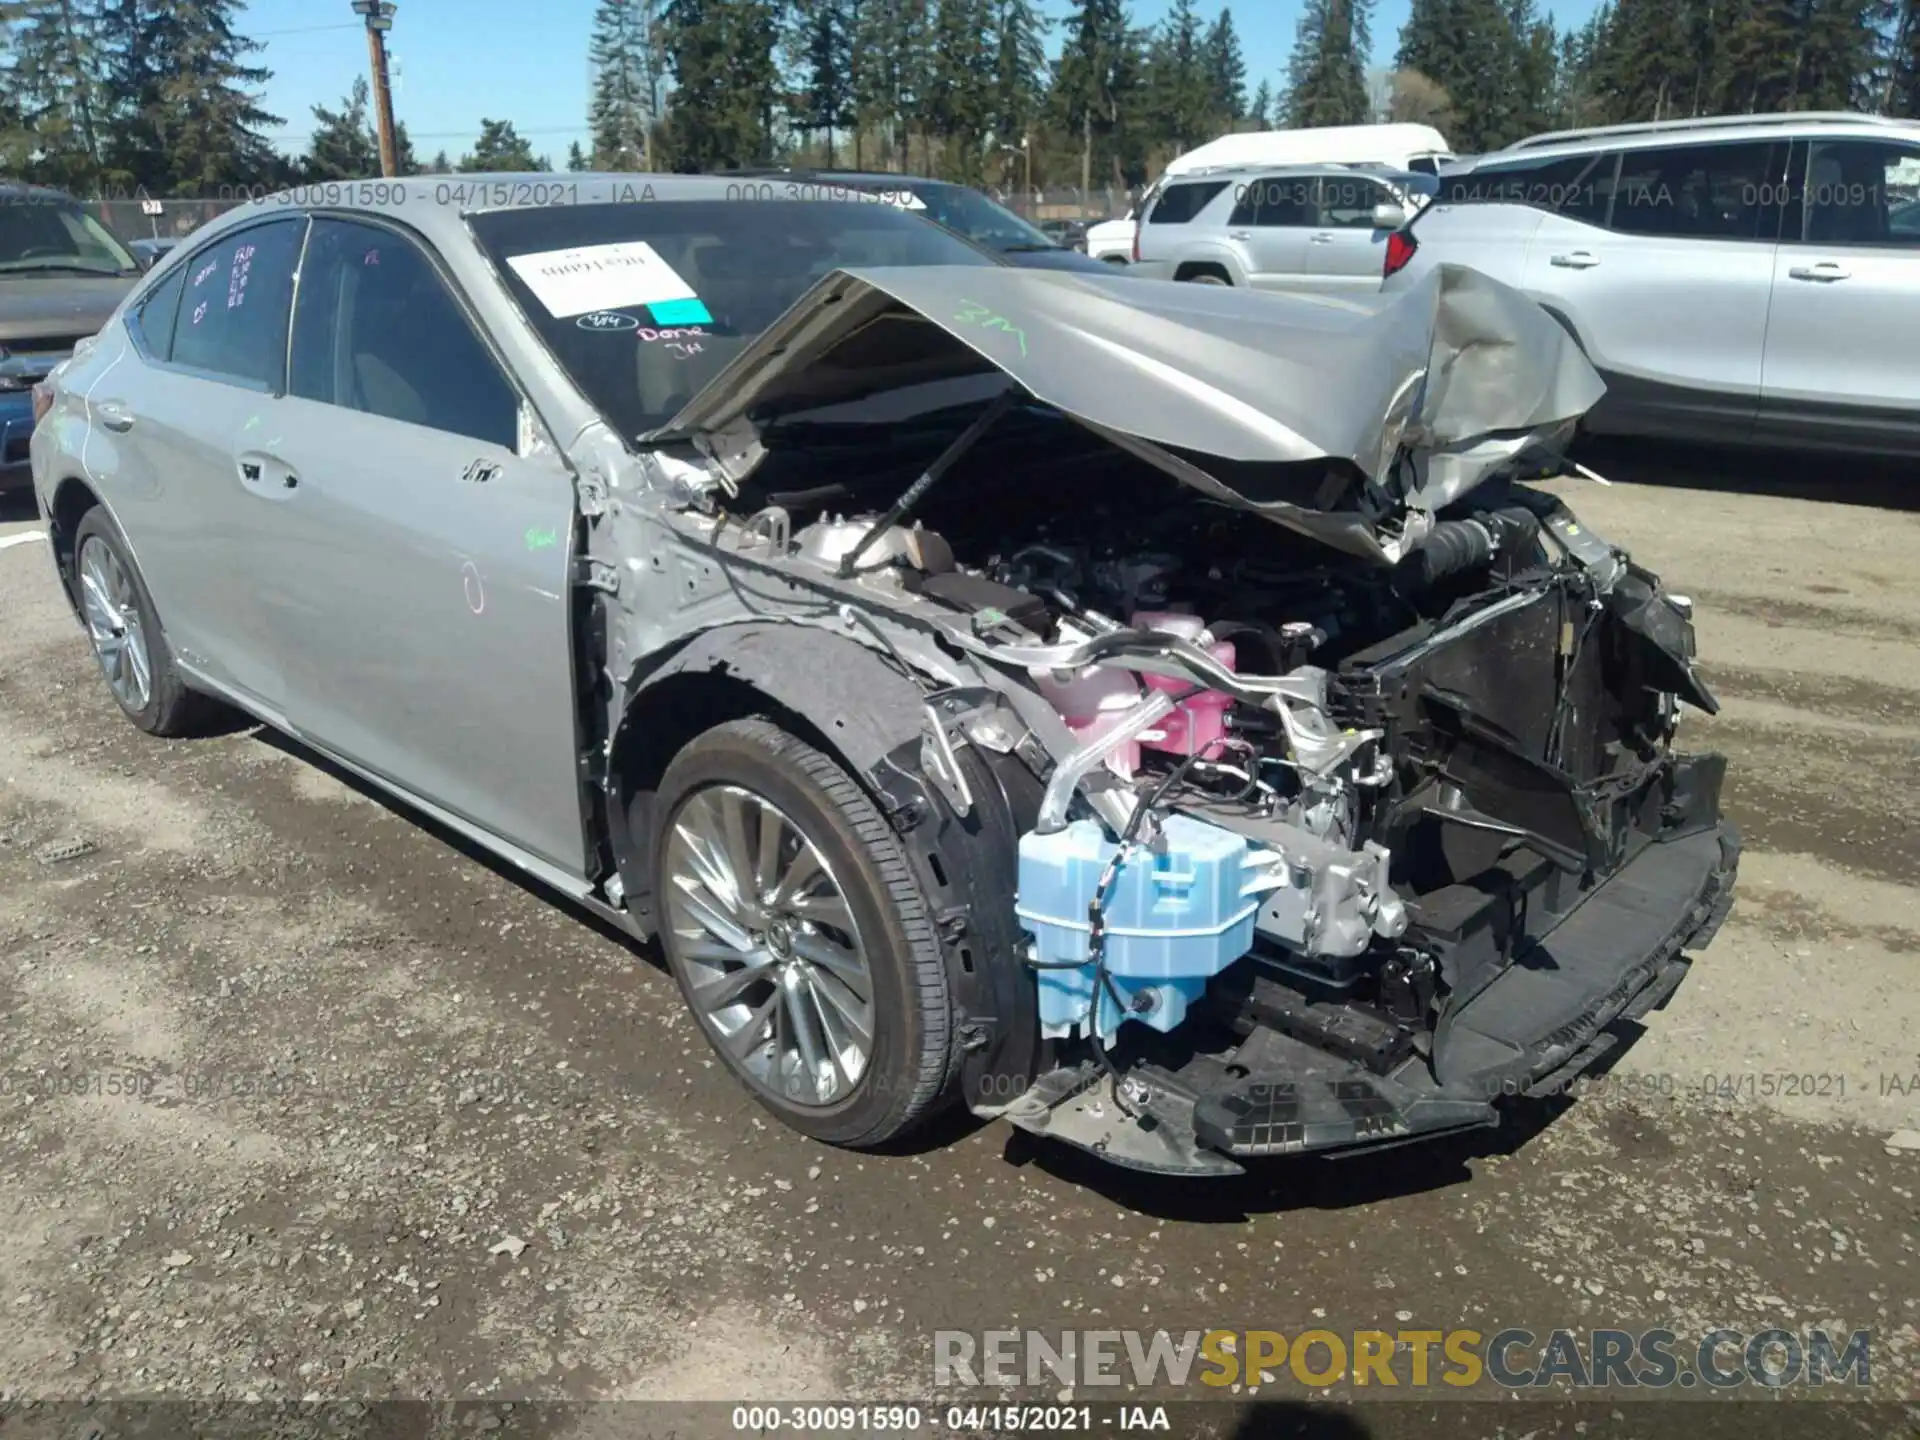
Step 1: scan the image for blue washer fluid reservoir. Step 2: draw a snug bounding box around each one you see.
[1015,815,1279,1041]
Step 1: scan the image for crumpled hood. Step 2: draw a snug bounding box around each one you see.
[657,261,1605,563]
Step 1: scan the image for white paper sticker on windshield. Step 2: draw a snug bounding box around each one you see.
[505,240,699,319]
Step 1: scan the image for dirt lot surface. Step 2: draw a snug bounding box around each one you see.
[0,444,1915,1437]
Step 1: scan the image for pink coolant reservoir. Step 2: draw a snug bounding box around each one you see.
[1033,666,1147,779]
[1130,612,1237,759]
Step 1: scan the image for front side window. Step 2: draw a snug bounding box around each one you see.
[1609,141,1782,240]
[1149,181,1230,225]
[1317,176,1394,228]
[0,196,139,276]
[1439,152,1615,226]
[168,218,306,388]
[1800,139,1920,246]
[289,217,519,449]
[1227,176,1314,227]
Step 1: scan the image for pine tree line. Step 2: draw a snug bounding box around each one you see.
[6,0,1920,199]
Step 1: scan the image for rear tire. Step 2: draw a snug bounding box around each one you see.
[1180,270,1230,285]
[651,718,958,1148]
[70,507,223,737]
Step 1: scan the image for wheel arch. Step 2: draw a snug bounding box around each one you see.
[604,623,1044,1110]
[46,473,105,618]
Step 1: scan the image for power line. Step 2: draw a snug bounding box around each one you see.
[254,22,361,37]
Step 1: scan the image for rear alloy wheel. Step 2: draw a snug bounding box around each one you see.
[70,507,221,737]
[652,718,957,1147]
[1183,271,1230,285]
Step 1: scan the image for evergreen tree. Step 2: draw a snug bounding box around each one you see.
[1505,0,1559,138]
[302,76,379,181]
[1397,0,1521,146]
[566,138,589,169]
[1284,0,1372,127]
[589,0,656,169]
[4,0,105,191]
[1889,0,1920,112]
[1202,8,1246,124]
[1050,0,1134,193]
[925,0,995,178]
[459,118,544,171]
[988,0,1048,152]
[105,0,282,192]
[1246,77,1273,127]
[1145,0,1216,153]
[1589,0,1706,120]
[852,0,932,169]
[428,147,452,171]
[661,0,781,170]
[787,0,855,164]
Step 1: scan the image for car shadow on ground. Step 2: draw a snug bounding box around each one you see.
[1572,437,1920,510]
[0,489,42,524]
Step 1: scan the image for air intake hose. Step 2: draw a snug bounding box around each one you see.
[1402,518,1495,588]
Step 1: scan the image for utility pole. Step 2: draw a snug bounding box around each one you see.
[352,0,400,176]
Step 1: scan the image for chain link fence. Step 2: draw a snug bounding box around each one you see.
[999,186,1139,223]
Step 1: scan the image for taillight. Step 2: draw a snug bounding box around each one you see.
[1383,229,1417,279]
[31,381,54,425]
[1130,222,1140,263]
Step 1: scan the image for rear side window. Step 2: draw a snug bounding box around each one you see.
[128,266,185,361]
[1610,141,1782,240]
[1148,181,1229,224]
[169,219,306,388]
[289,217,519,449]
[1439,152,1615,225]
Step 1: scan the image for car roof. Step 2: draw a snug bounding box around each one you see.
[726,168,953,188]
[180,171,891,254]
[0,179,80,204]
[1487,111,1920,163]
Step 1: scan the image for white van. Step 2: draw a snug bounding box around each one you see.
[1086,124,1455,263]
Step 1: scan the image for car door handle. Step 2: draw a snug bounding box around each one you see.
[1309,232,1334,243]
[1228,229,1252,241]
[1787,262,1851,282]
[1550,251,1600,269]
[95,401,135,432]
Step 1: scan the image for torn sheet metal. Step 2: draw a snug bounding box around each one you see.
[649,261,1606,564]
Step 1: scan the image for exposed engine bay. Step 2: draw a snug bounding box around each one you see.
[606,264,1738,1175]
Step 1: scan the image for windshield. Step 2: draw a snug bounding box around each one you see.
[0,196,139,275]
[471,199,1000,440]
[889,184,1061,252]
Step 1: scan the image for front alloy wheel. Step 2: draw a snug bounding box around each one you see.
[664,783,876,1106]
[650,718,959,1147]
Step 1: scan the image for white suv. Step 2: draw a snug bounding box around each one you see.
[1382,112,1920,457]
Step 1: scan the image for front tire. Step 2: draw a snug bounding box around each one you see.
[71,507,221,737]
[652,718,958,1148]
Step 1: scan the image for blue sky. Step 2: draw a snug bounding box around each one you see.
[243,0,1603,161]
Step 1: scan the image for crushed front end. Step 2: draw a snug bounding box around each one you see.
[621,260,1738,1175]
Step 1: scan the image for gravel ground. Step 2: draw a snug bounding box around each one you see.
[0,445,1915,1438]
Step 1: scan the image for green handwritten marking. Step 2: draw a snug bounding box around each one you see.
[524,526,559,551]
[954,298,1028,356]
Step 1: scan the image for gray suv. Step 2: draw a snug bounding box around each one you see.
[1131,165,1423,292]
[1384,112,1920,456]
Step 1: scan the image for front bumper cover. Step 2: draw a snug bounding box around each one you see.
[998,816,1741,1177]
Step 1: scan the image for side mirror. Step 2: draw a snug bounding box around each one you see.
[1372,202,1409,230]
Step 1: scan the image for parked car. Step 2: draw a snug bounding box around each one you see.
[725,169,1117,274]
[1084,124,1457,267]
[1,182,143,492]
[1038,218,1089,251]
[128,236,181,268]
[1130,164,1424,291]
[1383,111,1920,456]
[32,175,1735,1176]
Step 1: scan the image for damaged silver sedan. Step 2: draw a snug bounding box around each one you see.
[30,176,1737,1176]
